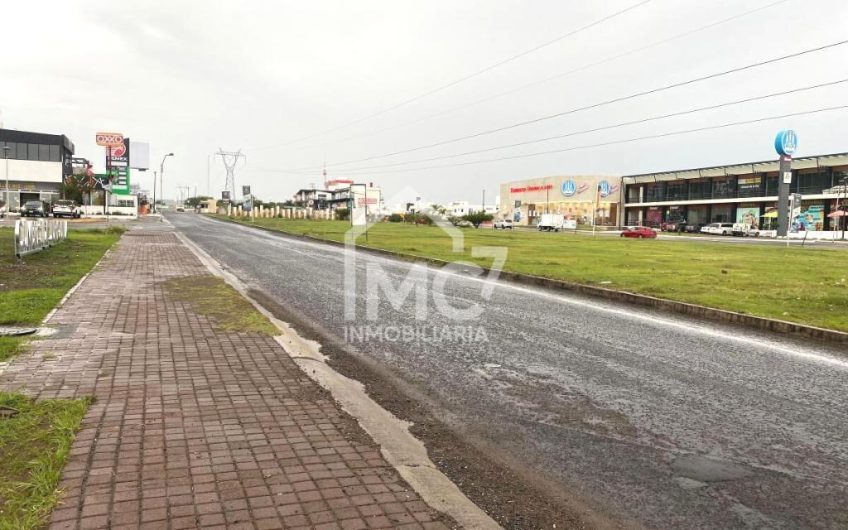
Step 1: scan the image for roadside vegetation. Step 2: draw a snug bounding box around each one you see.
[0,392,91,529]
[211,215,848,332]
[0,227,122,361]
[164,275,278,335]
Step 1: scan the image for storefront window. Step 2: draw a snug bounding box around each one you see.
[764,174,779,195]
[645,207,662,227]
[687,206,708,226]
[737,176,762,198]
[796,172,830,195]
[666,181,686,201]
[711,205,732,223]
[712,178,734,199]
[688,179,710,200]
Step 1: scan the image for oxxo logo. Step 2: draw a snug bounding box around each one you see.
[561,179,576,197]
[96,132,124,147]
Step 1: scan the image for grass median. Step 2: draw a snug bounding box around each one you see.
[0,226,123,361]
[209,215,848,332]
[0,392,91,529]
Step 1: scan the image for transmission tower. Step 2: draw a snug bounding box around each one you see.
[217,148,246,200]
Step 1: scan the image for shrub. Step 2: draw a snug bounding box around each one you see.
[388,213,403,223]
[335,208,350,221]
[462,212,494,228]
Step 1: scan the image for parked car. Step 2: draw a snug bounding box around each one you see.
[51,200,82,218]
[660,220,684,232]
[620,226,657,239]
[493,219,514,229]
[731,223,760,237]
[684,223,705,233]
[20,200,50,217]
[537,213,565,232]
[700,222,733,235]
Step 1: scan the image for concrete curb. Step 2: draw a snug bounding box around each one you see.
[209,215,848,345]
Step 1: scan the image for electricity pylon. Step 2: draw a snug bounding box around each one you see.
[217,148,246,200]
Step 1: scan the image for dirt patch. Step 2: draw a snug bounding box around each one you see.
[164,275,278,335]
[250,288,623,530]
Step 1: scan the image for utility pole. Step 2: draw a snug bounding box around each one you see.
[158,153,174,212]
[153,170,157,214]
[482,189,486,214]
[217,149,246,201]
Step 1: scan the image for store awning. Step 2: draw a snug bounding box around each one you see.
[827,210,847,218]
[761,211,778,218]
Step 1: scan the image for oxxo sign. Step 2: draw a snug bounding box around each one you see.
[95,132,124,147]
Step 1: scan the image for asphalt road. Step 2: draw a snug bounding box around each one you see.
[166,212,848,529]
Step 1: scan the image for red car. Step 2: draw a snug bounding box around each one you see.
[620,226,657,239]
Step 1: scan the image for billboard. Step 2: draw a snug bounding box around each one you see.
[129,140,150,170]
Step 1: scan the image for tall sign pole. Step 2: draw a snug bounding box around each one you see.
[774,130,798,237]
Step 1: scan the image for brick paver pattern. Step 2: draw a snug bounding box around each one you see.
[1,229,453,530]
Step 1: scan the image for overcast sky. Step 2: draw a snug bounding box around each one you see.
[2,0,847,205]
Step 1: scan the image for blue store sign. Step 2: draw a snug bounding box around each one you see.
[598,180,611,198]
[774,129,798,157]
[561,179,576,197]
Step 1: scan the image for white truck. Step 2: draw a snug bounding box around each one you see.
[537,213,565,232]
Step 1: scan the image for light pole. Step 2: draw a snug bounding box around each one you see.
[158,153,174,212]
[152,170,158,214]
[2,145,11,213]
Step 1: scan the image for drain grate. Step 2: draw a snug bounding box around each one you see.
[0,327,38,337]
[0,406,20,419]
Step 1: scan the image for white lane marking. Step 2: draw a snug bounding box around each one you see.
[195,215,848,369]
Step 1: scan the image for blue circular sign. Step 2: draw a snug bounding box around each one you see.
[598,180,611,198]
[561,179,576,197]
[774,129,798,157]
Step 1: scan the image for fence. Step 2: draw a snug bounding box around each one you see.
[14,218,68,258]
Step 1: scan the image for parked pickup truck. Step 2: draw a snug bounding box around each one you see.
[731,223,759,237]
[51,200,82,218]
[537,213,565,232]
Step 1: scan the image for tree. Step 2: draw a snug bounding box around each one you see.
[335,208,350,221]
[387,213,403,223]
[185,196,213,208]
[462,212,493,228]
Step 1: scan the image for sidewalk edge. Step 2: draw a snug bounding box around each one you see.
[173,230,501,530]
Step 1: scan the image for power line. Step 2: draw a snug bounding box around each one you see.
[325,0,791,148]
[293,38,848,172]
[264,106,846,176]
[329,78,848,172]
[247,1,652,152]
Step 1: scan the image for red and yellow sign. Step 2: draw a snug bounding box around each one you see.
[95,132,124,147]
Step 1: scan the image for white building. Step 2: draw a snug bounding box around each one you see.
[1,128,75,212]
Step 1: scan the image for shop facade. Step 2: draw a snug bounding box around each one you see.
[622,152,848,233]
[0,129,75,212]
[498,175,621,226]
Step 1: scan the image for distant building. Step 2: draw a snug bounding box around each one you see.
[0,128,75,211]
[293,180,383,214]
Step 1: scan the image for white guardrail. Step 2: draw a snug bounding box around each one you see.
[14,218,68,258]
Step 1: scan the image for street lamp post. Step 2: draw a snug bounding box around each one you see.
[158,153,174,213]
[840,177,847,241]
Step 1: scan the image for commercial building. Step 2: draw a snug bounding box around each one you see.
[498,175,621,226]
[621,152,848,232]
[1,128,75,211]
[294,179,383,213]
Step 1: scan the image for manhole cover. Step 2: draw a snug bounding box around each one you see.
[0,406,20,419]
[0,327,38,337]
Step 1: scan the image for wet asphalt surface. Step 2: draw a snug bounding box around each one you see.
[166,213,848,530]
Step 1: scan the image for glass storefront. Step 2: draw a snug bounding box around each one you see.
[710,205,733,223]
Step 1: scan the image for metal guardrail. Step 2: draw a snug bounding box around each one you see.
[14,219,68,258]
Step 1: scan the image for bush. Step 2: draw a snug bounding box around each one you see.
[388,213,403,223]
[335,208,350,221]
[462,212,494,228]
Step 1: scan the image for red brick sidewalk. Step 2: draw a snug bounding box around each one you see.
[0,229,456,530]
